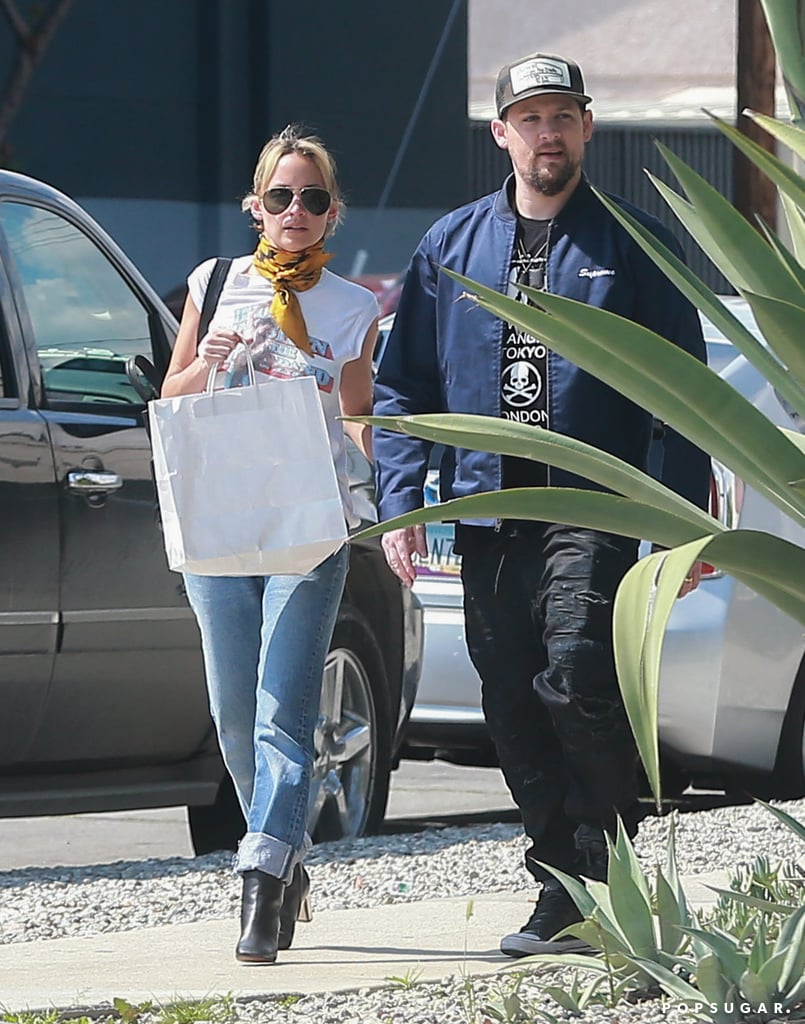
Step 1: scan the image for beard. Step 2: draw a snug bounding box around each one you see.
[524,152,580,197]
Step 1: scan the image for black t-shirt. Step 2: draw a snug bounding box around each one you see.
[501,214,551,489]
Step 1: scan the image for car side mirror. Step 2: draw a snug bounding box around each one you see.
[125,355,161,404]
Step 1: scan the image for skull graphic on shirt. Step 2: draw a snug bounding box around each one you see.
[502,361,542,407]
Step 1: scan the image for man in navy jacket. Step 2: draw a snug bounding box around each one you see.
[373,51,710,957]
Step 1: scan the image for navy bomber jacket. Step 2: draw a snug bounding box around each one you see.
[373,175,711,524]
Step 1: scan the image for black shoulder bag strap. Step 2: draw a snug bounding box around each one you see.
[197,257,233,348]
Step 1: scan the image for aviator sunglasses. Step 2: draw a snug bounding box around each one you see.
[261,186,332,216]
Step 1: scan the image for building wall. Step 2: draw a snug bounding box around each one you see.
[1,0,468,294]
[468,0,738,118]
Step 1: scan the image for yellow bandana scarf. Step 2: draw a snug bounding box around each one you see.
[252,236,333,354]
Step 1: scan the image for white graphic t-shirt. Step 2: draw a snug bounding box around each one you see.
[188,255,378,528]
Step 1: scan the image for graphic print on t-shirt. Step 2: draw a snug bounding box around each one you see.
[500,216,552,490]
[224,301,334,394]
[501,218,550,430]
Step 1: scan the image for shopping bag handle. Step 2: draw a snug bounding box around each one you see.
[204,341,257,396]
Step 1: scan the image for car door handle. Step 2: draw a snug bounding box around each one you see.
[67,470,123,493]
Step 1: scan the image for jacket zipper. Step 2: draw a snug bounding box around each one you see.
[543,219,553,489]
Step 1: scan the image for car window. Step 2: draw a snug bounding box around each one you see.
[0,201,152,407]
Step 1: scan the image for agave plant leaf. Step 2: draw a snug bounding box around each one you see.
[579,879,632,951]
[442,268,805,529]
[613,820,652,904]
[656,868,688,955]
[656,820,691,955]
[756,950,788,999]
[756,214,805,299]
[603,826,657,958]
[611,541,708,804]
[537,984,583,1012]
[592,188,805,417]
[356,487,711,550]
[648,171,738,283]
[780,192,805,266]
[615,533,805,800]
[360,412,717,531]
[705,886,797,917]
[625,954,711,1006]
[357,468,805,803]
[663,815,686,902]
[604,860,657,958]
[745,110,805,162]
[359,427,805,625]
[578,973,611,1007]
[751,915,771,976]
[680,926,749,987]
[525,289,805,525]
[740,967,775,1009]
[784,976,805,1008]
[653,143,805,307]
[754,798,805,841]
[694,952,735,1011]
[758,0,805,122]
[785,426,805,458]
[709,112,805,216]
[612,532,805,804]
[775,905,805,994]
[739,290,805,389]
[360,493,805,627]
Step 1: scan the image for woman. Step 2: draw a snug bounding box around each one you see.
[162,125,378,964]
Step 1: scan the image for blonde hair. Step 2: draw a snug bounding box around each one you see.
[242,124,345,237]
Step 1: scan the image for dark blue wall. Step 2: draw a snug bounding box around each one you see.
[1,0,468,286]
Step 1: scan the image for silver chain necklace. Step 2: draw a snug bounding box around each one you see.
[514,230,550,291]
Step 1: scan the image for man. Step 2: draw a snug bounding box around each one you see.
[373,52,710,957]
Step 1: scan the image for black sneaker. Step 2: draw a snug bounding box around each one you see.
[500,880,591,957]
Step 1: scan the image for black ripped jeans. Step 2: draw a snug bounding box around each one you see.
[457,522,641,882]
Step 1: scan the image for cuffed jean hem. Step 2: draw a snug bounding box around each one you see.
[235,831,301,881]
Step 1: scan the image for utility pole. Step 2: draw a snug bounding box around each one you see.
[734,0,777,231]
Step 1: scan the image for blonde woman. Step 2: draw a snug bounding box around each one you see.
[162,125,378,964]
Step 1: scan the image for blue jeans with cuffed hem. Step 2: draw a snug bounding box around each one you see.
[184,545,348,881]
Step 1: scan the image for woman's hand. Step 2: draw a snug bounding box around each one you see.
[162,297,243,398]
[198,327,243,368]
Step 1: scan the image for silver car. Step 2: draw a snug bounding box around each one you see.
[385,301,805,798]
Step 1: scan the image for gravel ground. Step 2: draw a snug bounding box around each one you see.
[1,798,803,1023]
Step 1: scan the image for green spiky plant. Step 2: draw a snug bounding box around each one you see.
[500,804,805,1022]
[355,0,805,808]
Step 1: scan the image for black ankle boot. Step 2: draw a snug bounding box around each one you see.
[236,869,285,963]
[278,863,312,950]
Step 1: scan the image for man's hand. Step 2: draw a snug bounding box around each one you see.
[678,560,703,598]
[382,525,428,588]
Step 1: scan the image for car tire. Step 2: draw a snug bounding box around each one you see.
[187,612,392,855]
[772,664,805,799]
[188,772,243,856]
[308,613,392,843]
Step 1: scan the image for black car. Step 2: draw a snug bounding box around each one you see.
[0,171,423,853]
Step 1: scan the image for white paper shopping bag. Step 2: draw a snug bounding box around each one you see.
[149,366,347,576]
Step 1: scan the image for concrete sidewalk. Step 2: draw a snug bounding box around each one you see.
[0,873,727,1014]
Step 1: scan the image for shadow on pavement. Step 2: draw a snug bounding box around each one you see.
[382,788,755,836]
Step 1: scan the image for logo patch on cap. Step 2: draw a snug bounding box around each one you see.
[510,57,571,96]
